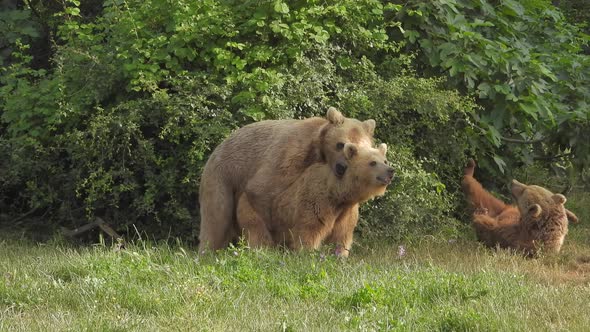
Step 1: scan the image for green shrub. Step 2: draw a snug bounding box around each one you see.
[358,145,462,240]
[1,0,586,241]
[394,0,590,175]
[0,0,469,240]
[336,73,476,239]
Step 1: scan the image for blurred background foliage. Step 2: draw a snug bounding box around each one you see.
[0,0,588,242]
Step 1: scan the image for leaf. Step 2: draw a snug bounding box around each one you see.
[371,8,383,15]
[384,4,402,12]
[273,2,289,14]
[477,82,492,98]
[65,7,81,16]
[506,93,518,102]
[232,57,247,70]
[502,0,524,17]
[480,1,496,16]
[465,75,475,89]
[243,107,266,121]
[486,125,502,147]
[419,38,433,52]
[438,42,457,60]
[493,84,510,94]
[538,64,557,82]
[519,102,539,120]
[405,30,420,43]
[492,155,507,174]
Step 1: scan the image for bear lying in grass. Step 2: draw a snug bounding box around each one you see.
[237,143,394,257]
[462,159,579,256]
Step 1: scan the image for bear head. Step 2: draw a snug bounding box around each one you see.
[510,179,568,223]
[321,107,376,178]
[337,143,394,203]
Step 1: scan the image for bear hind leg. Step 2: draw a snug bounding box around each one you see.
[236,194,273,248]
[462,176,507,218]
[198,173,235,252]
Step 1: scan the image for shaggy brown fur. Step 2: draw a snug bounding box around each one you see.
[199,107,376,251]
[462,159,579,256]
[237,143,393,257]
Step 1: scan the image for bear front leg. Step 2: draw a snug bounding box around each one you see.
[325,204,359,257]
[288,218,326,251]
[288,229,324,251]
[471,213,510,248]
[236,194,274,248]
[286,202,334,251]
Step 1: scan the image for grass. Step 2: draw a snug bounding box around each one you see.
[1,192,589,331]
[1,238,590,331]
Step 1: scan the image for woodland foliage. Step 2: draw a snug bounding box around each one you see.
[0,0,587,240]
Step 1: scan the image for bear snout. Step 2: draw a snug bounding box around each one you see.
[376,175,391,185]
[377,166,395,185]
[335,161,348,178]
[387,167,394,176]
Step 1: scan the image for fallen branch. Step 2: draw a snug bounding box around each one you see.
[10,206,40,225]
[61,219,100,237]
[62,217,125,248]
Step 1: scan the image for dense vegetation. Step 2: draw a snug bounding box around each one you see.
[1,0,588,241]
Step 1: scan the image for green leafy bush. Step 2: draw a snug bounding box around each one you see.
[336,74,476,239]
[0,8,40,66]
[0,0,471,240]
[394,0,590,175]
[1,0,587,241]
[358,146,462,240]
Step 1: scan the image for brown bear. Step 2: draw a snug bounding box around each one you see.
[462,159,579,256]
[198,107,376,251]
[236,143,394,257]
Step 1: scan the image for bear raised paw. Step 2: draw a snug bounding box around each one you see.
[198,107,376,251]
[237,143,394,257]
[462,159,579,256]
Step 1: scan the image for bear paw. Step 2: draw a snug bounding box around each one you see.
[334,246,350,258]
[474,207,489,216]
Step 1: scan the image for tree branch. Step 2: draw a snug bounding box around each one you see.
[471,123,546,144]
[500,136,546,144]
[23,0,42,21]
[533,152,573,161]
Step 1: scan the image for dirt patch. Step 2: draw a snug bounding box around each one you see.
[551,255,590,284]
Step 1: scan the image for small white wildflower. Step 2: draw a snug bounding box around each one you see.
[397,245,406,258]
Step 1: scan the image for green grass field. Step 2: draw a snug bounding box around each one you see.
[1,192,590,331]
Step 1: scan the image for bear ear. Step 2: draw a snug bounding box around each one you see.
[344,143,358,160]
[552,194,566,205]
[326,107,345,125]
[363,119,376,135]
[511,179,526,198]
[377,143,387,156]
[528,204,542,218]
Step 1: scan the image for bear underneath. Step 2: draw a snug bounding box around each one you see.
[237,143,394,257]
[462,159,579,257]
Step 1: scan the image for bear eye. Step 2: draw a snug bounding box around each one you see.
[336,142,345,150]
[370,161,377,167]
